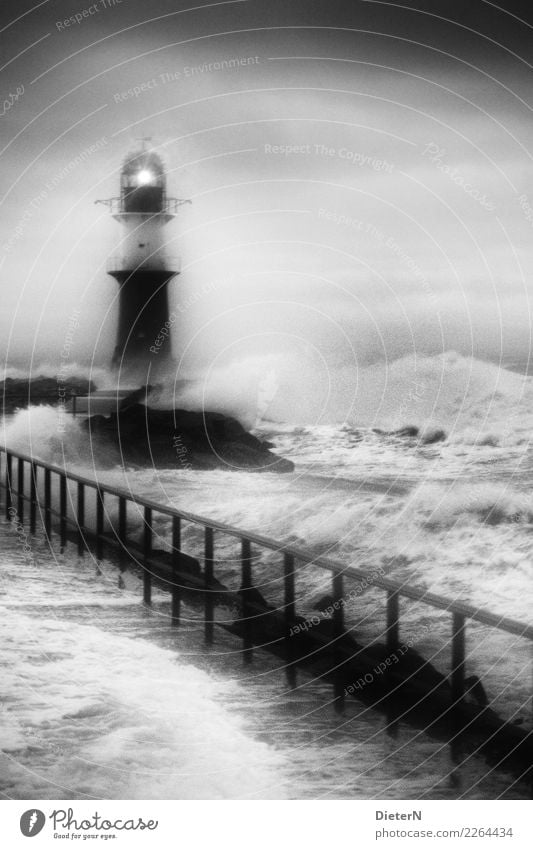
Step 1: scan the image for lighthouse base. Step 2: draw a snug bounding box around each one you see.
[110,269,177,382]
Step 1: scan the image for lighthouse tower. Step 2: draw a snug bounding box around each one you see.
[98,144,188,378]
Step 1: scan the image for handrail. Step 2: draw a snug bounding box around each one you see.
[1,443,532,642]
[96,196,189,215]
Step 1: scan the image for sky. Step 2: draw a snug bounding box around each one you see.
[1,0,533,391]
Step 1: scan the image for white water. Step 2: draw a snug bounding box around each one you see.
[1,352,532,799]
[0,613,284,800]
[0,527,528,801]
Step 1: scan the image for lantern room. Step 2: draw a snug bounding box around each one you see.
[120,150,166,214]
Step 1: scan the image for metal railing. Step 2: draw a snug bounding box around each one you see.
[96,196,190,216]
[1,444,532,712]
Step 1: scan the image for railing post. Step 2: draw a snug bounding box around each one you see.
[30,462,37,534]
[17,457,24,523]
[241,538,253,659]
[143,506,152,606]
[44,468,51,541]
[387,590,400,654]
[332,573,344,640]
[118,496,127,564]
[284,552,297,686]
[5,452,13,519]
[96,487,104,560]
[451,613,466,708]
[204,526,214,643]
[59,474,67,551]
[283,553,296,636]
[77,482,85,556]
[172,515,181,551]
[171,517,181,626]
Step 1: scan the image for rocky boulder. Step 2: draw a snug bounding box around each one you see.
[84,403,294,473]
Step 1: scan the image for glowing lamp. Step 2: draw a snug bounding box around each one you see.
[136,169,153,185]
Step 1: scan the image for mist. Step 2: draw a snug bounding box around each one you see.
[2,0,533,420]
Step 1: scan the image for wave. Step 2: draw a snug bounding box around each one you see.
[2,362,111,386]
[345,352,533,442]
[159,351,533,445]
[1,405,119,466]
[410,482,533,528]
[4,352,533,449]
[0,609,285,799]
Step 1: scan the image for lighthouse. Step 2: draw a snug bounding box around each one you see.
[97,144,189,379]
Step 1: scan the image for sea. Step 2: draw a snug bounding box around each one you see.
[0,352,532,800]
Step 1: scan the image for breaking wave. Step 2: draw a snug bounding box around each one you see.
[3,352,533,450]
